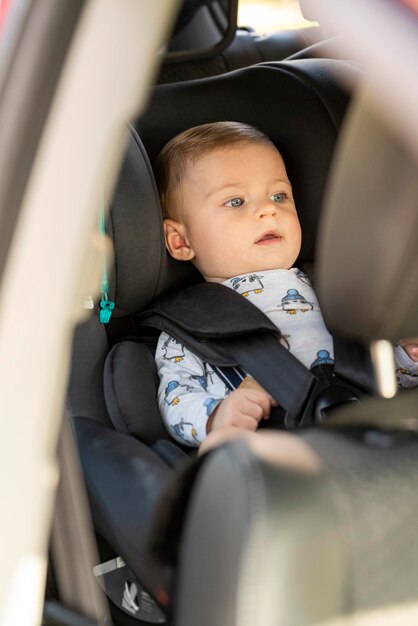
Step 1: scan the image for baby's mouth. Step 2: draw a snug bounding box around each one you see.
[255,230,282,244]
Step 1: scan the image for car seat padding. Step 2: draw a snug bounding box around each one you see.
[108,130,200,317]
[104,340,169,444]
[73,415,175,599]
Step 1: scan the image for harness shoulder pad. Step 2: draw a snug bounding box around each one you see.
[140,281,278,338]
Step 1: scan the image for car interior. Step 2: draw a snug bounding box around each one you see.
[44,1,418,625]
[158,0,325,84]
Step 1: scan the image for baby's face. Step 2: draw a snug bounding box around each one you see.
[169,141,301,282]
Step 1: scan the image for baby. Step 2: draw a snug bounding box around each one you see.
[153,121,418,447]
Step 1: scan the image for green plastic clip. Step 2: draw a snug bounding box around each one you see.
[100,298,115,324]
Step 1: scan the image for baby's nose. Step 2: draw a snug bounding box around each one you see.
[256,200,277,218]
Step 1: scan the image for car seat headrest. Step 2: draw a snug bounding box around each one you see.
[109,58,361,315]
[108,130,201,315]
[317,94,418,343]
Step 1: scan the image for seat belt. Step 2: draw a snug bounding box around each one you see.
[333,333,375,391]
[136,281,369,426]
[142,309,316,422]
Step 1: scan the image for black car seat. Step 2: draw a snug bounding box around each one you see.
[148,87,418,626]
[158,0,325,85]
[158,0,348,85]
[68,58,361,621]
[157,26,325,84]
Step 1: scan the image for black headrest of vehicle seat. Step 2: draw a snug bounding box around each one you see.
[108,58,361,315]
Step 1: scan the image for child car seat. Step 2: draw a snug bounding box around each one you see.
[67,58,361,619]
[158,96,418,626]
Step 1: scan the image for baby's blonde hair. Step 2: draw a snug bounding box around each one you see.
[154,121,275,218]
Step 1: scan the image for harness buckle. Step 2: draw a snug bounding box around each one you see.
[298,364,363,427]
[313,386,360,423]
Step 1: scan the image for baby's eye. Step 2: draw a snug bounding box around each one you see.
[271,192,286,203]
[225,197,244,208]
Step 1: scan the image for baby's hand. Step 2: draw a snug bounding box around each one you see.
[399,339,418,362]
[206,388,276,434]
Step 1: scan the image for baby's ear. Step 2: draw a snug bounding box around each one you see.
[163,219,195,261]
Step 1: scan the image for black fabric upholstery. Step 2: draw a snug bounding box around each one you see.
[72,416,177,598]
[108,128,201,316]
[158,54,229,84]
[103,340,169,444]
[68,315,112,426]
[265,59,357,130]
[156,27,324,85]
[108,129,168,315]
[142,281,279,338]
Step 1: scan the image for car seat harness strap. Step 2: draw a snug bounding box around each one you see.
[136,282,368,427]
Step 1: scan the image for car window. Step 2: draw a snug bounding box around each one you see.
[238,0,316,34]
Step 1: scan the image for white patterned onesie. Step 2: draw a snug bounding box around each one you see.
[155,268,418,447]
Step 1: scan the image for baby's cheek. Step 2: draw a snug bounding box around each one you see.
[402,344,418,362]
[407,346,418,362]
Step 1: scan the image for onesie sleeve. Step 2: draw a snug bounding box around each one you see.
[394,345,418,389]
[155,332,225,447]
